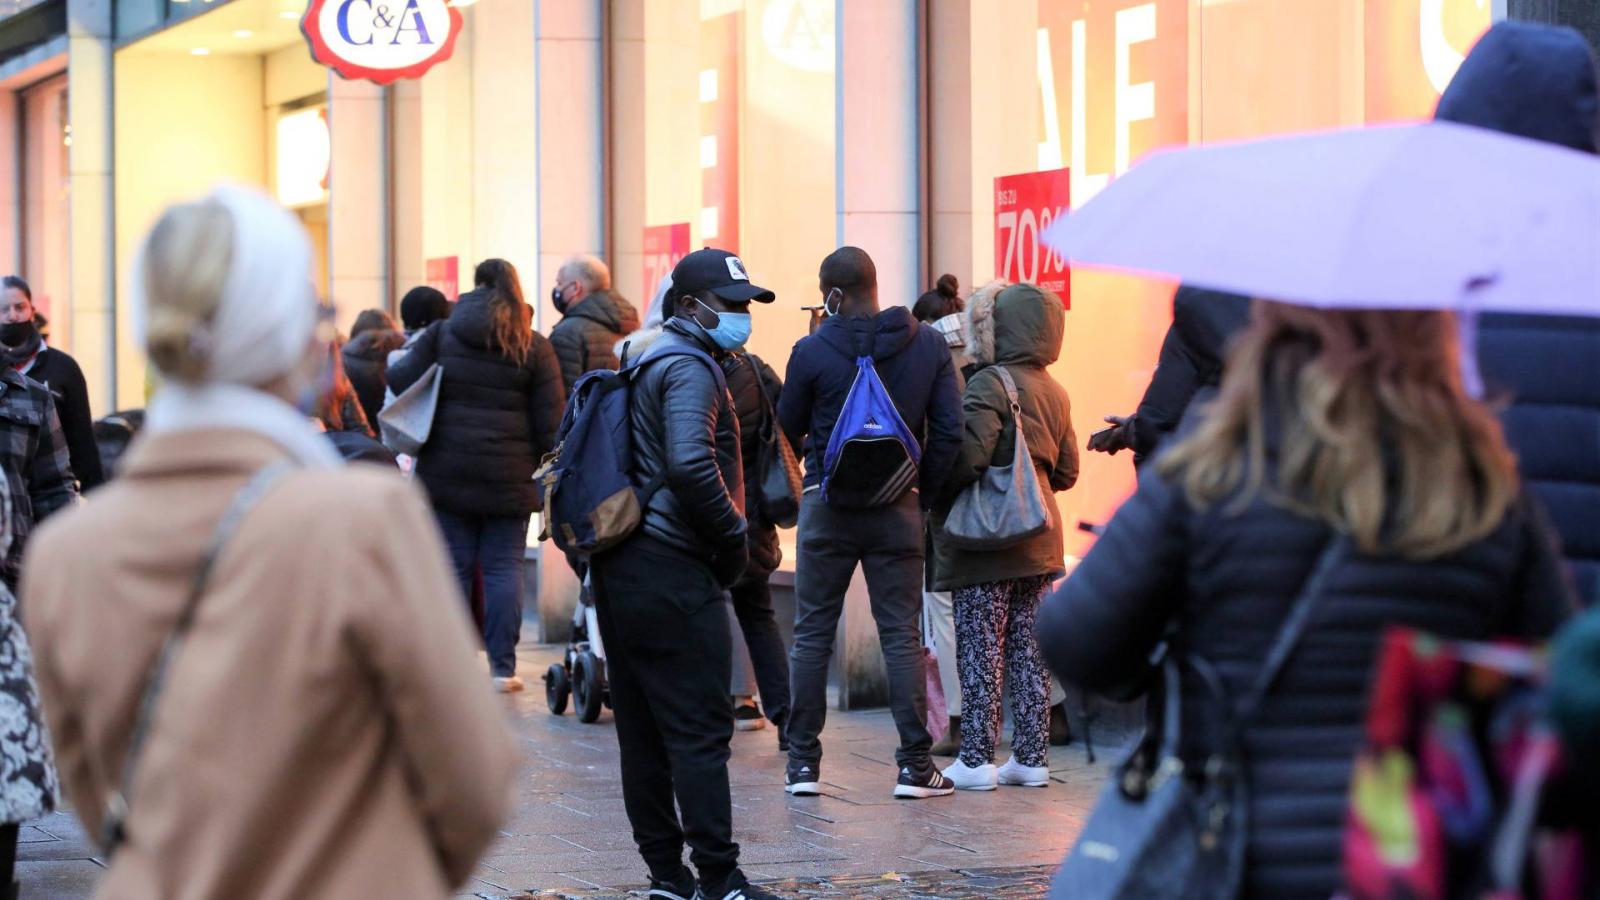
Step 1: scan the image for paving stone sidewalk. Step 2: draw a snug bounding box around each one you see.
[18,643,1109,898]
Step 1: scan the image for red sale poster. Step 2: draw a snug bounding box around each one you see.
[642,223,692,302]
[425,256,459,301]
[994,168,1071,307]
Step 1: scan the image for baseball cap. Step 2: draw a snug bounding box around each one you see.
[671,248,776,304]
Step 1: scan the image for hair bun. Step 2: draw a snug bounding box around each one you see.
[936,273,959,298]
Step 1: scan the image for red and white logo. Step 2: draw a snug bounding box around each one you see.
[302,0,464,86]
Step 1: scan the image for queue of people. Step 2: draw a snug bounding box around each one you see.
[0,18,1584,900]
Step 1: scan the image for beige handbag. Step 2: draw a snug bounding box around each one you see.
[377,362,442,456]
[942,366,1053,550]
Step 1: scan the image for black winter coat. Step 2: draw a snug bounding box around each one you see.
[25,347,104,490]
[549,291,641,395]
[627,319,746,564]
[1131,286,1250,461]
[1038,449,1573,899]
[342,329,405,429]
[777,306,962,504]
[387,289,565,518]
[722,350,784,580]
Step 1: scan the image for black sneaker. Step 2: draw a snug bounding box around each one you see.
[733,700,767,732]
[784,760,820,796]
[647,871,703,900]
[702,871,782,900]
[893,764,956,799]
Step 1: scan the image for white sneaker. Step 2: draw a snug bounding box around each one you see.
[940,759,998,791]
[493,675,525,693]
[997,756,1050,787]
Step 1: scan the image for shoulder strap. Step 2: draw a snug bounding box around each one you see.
[991,365,1021,410]
[1232,533,1349,727]
[100,461,296,856]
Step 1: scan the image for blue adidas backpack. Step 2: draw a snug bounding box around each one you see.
[536,340,726,557]
[820,355,921,508]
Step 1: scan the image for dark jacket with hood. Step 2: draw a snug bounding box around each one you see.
[343,329,406,428]
[549,290,641,395]
[624,318,746,567]
[1038,420,1575,899]
[1131,286,1251,462]
[777,305,962,505]
[1436,21,1600,605]
[387,288,565,519]
[933,284,1079,591]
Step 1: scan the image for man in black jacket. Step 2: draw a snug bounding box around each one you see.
[776,247,963,800]
[2,276,104,490]
[589,248,780,900]
[548,255,642,393]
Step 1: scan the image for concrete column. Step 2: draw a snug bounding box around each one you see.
[609,0,645,310]
[533,0,604,643]
[926,0,972,285]
[827,0,922,711]
[390,81,424,301]
[327,78,389,330]
[0,91,18,275]
[66,0,115,412]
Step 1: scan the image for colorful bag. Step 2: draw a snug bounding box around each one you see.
[1342,628,1593,900]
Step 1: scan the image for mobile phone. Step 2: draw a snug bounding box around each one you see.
[1090,425,1116,441]
[800,305,825,312]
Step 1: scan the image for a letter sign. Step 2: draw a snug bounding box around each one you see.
[994,168,1071,307]
[301,0,465,85]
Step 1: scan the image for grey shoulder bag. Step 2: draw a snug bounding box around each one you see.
[100,462,295,857]
[1050,534,1349,900]
[942,365,1053,550]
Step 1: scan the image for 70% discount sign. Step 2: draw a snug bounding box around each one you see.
[993,168,1071,306]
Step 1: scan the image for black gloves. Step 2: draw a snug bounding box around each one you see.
[1087,414,1137,455]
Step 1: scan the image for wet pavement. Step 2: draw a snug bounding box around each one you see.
[19,642,1108,898]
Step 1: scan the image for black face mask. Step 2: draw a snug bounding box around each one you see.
[0,319,38,350]
[552,286,570,315]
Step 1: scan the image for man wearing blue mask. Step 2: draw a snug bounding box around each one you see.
[590,248,783,900]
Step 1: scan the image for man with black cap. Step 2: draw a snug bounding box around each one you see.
[588,248,781,900]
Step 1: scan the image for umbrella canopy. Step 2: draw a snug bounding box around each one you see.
[1041,121,1600,317]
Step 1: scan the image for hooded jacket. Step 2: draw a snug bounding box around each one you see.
[342,328,406,428]
[624,318,746,564]
[1131,286,1252,463]
[549,290,641,395]
[1436,21,1600,604]
[386,288,565,518]
[932,283,1079,591]
[777,305,962,505]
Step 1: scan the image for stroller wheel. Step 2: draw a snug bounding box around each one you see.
[544,663,570,715]
[573,651,606,724]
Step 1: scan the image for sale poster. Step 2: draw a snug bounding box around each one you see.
[994,168,1071,306]
[425,256,459,301]
[642,223,692,302]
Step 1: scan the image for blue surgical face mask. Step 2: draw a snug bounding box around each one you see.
[696,298,753,351]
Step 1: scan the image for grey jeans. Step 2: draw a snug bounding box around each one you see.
[787,490,933,770]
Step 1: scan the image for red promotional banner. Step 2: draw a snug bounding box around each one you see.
[425,256,459,301]
[994,168,1071,306]
[642,223,691,302]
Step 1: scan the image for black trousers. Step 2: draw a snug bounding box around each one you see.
[591,534,739,886]
[730,573,791,729]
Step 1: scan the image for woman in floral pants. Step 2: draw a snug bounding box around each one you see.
[930,282,1079,791]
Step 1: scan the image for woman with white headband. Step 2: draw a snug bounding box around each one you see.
[19,186,518,899]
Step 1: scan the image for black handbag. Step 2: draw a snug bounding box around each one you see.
[1050,536,1348,900]
[750,356,802,528]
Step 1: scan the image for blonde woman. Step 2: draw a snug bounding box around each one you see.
[1038,301,1574,899]
[21,186,518,899]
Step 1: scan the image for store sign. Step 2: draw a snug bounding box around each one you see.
[302,0,464,85]
[426,256,459,301]
[642,223,691,303]
[994,168,1071,306]
[1363,0,1489,122]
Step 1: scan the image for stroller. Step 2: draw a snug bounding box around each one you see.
[544,572,610,723]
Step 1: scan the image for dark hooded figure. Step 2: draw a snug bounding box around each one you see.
[1436,21,1600,605]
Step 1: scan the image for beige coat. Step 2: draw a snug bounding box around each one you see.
[21,429,520,899]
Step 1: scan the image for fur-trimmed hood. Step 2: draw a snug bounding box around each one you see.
[964,281,1063,368]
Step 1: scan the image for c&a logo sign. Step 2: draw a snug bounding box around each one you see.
[302,0,465,85]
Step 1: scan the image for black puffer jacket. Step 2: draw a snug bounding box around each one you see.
[1131,286,1251,461]
[628,319,746,564]
[550,290,641,395]
[1038,444,1574,898]
[1435,21,1600,605]
[387,288,565,518]
[343,329,405,428]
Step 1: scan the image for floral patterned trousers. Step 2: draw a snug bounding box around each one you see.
[953,575,1054,769]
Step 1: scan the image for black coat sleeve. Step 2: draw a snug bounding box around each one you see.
[29,391,78,522]
[524,334,566,460]
[47,354,104,490]
[659,356,746,551]
[1504,489,1579,638]
[386,322,440,394]
[1132,323,1205,459]
[1036,461,1188,695]
[918,334,964,505]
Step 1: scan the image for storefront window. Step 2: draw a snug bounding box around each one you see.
[20,75,70,350]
